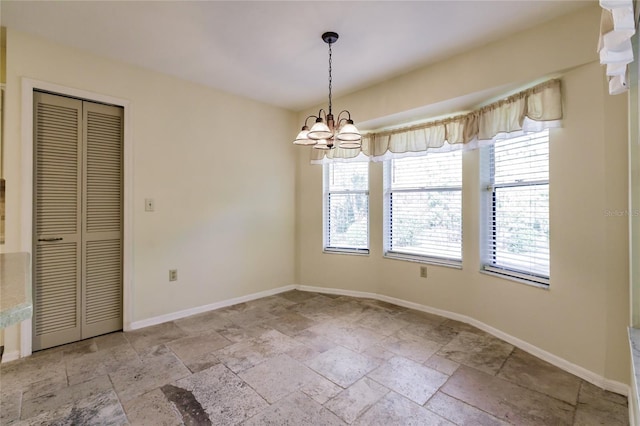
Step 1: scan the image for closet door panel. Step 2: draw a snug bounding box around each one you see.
[33,92,83,350]
[81,101,123,339]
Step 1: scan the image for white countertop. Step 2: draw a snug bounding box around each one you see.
[0,252,33,328]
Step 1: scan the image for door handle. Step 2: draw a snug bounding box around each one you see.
[38,237,63,242]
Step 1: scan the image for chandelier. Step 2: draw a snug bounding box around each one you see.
[293,32,362,150]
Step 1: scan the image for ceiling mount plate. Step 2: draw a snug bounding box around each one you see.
[322,32,339,44]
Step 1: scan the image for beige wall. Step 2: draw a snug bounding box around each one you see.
[631,13,640,330]
[1,27,6,84]
[629,6,640,420]
[296,4,631,384]
[2,29,297,354]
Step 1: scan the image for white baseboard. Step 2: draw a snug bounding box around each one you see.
[129,284,296,330]
[30,280,626,397]
[297,284,630,397]
[1,350,20,364]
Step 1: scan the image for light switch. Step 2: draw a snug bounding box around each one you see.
[145,198,155,212]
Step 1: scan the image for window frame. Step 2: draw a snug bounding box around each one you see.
[322,162,370,255]
[383,152,463,267]
[481,130,550,287]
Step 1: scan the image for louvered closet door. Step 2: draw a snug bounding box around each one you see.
[33,92,83,350]
[33,92,123,351]
[81,102,123,339]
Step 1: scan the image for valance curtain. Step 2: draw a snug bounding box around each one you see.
[311,78,562,164]
[597,0,636,95]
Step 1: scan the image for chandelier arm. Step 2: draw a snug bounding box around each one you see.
[336,110,352,122]
[304,115,318,127]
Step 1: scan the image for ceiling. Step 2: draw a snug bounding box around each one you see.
[2,1,589,112]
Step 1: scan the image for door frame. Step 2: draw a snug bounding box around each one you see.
[20,78,133,357]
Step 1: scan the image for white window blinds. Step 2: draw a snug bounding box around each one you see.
[384,151,462,264]
[323,162,369,253]
[482,130,549,284]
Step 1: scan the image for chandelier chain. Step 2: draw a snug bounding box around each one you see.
[328,42,332,114]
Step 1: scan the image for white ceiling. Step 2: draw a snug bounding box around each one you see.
[2,1,588,112]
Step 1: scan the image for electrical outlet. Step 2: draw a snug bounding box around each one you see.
[145,198,155,212]
[169,269,178,281]
[420,266,428,278]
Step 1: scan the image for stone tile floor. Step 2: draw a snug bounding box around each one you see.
[0,290,630,425]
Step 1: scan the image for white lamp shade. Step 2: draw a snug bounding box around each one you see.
[293,129,316,145]
[336,123,361,142]
[338,140,362,149]
[313,139,332,150]
[308,121,333,140]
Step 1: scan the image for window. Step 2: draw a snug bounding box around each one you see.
[323,162,369,254]
[384,151,462,265]
[482,129,550,285]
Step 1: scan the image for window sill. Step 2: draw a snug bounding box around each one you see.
[323,248,369,257]
[383,252,462,269]
[480,268,549,290]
